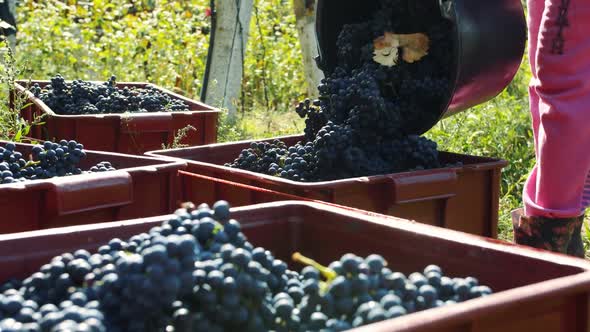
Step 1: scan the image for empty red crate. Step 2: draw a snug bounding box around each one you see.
[1,201,589,332]
[147,134,508,237]
[0,140,187,234]
[15,80,220,155]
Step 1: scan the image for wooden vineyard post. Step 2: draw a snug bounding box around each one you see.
[293,0,324,98]
[202,0,254,119]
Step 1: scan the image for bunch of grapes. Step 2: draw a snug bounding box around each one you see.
[227,0,454,182]
[0,140,116,185]
[284,253,491,331]
[0,201,492,331]
[295,99,328,141]
[30,75,191,115]
[89,162,116,173]
[226,140,290,175]
[225,140,319,182]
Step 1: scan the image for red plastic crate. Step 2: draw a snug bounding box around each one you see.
[177,171,420,223]
[147,134,508,237]
[14,80,220,155]
[0,140,187,234]
[1,201,589,332]
[178,170,318,206]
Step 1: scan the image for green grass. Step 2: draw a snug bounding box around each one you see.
[4,1,553,244]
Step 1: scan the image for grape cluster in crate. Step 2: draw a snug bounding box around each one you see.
[0,201,491,332]
[30,75,191,115]
[0,140,115,185]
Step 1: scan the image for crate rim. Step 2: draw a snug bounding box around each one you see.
[146,134,509,188]
[0,139,187,191]
[14,80,222,118]
[2,200,587,269]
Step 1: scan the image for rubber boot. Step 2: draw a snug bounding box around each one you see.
[511,208,585,257]
[568,221,585,257]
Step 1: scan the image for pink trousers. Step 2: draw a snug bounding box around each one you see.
[524,0,590,218]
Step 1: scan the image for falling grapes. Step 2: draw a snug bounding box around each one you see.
[226,0,457,182]
[30,75,191,115]
[0,200,492,331]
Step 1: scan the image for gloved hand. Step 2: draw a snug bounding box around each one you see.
[512,208,584,257]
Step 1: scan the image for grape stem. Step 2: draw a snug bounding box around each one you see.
[291,252,337,281]
[22,151,73,171]
[24,160,39,168]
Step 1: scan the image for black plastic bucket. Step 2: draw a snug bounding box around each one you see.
[314,0,527,135]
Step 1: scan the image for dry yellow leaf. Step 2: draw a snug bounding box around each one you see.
[372,32,401,66]
[398,33,430,63]
[374,32,400,49]
[372,32,430,66]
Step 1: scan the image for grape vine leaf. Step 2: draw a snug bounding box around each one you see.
[373,32,430,66]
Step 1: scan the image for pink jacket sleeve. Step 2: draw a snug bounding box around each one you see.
[524,0,590,218]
